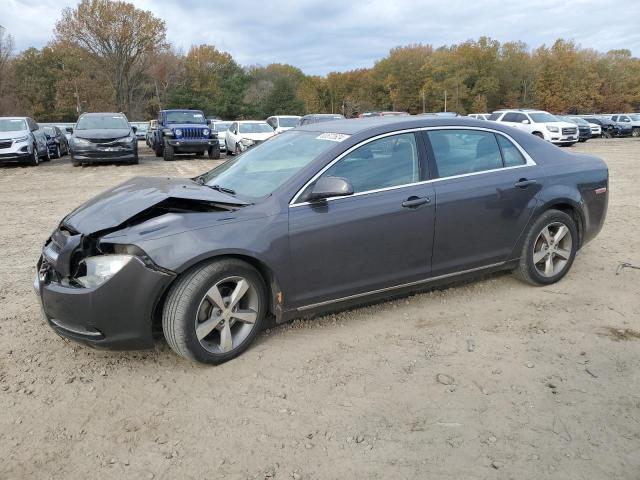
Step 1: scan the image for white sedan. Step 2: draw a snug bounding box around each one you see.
[225,121,276,155]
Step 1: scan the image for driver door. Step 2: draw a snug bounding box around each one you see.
[288,132,435,308]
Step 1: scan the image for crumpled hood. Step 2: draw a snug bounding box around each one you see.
[63,176,248,234]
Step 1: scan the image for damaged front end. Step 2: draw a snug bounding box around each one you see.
[34,176,249,349]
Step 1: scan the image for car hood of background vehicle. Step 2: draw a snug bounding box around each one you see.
[63,176,248,234]
[74,128,132,140]
[241,132,275,141]
[0,130,28,140]
[166,123,208,130]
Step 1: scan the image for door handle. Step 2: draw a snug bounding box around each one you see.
[402,196,431,208]
[514,178,537,188]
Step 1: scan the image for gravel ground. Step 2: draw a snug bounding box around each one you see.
[0,139,639,480]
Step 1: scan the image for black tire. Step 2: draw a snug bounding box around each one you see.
[532,132,544,139]
[208,145,220,159]
[632,127,640,138]
[130,153,139,165]
[162,258,268,364]
[28,146,39,166]
[513,209,578,286]
[602,130,612,139]
[163,142,175,161]
[578,138,587,143]
[154,144,163,157]
[234,143,241,155]
[71,156,81,167]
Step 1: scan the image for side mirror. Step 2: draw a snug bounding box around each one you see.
[131,126,138,133]
[521,119,530,124]
[304,176,354,202]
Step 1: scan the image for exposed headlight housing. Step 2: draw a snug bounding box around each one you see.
[240,138,255,147]
[546,125,559,132]
[76,255,133,288]
[175,128,183,137]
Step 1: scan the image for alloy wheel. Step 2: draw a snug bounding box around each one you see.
[532,222,573,278]
[194,276,259,354]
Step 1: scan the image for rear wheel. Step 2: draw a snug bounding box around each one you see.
[632,127,640,138]
[162,259,267,364]
[514,209,578,286]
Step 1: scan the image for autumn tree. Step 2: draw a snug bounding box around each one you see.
[55,0,167,115]
[0,25,17,114]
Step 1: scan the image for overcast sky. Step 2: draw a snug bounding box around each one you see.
[4,0,639,75]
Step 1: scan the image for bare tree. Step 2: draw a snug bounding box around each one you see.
[55,0,167,115]
[0,26,13,89]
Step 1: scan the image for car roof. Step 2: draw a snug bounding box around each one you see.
[237,120,269,124]
[297,116,524,135]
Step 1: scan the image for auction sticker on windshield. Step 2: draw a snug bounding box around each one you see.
[316,133,350,142]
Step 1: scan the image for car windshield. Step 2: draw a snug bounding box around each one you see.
[199,131,339,200]
[213,122,232,131]
[529,112,559,123]
[76,115,129,130]
[165,111,206,124]
[278,117,300,128]
[239,123,274,134]
[628,114,640,121]
[0,119,27,132]
[44,127,56,135]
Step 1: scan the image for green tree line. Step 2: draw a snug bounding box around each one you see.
[0,0,638,121]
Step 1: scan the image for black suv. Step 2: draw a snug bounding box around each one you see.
[70,113,138,167]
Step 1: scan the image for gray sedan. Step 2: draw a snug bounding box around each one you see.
[35,117,608,364]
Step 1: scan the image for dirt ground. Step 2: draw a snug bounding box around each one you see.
[0,139,639,480]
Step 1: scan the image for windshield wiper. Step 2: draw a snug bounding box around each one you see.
[208,184,236,196]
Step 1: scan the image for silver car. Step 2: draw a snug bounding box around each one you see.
[0,117,50,166]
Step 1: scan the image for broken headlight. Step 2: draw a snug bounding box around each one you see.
[76,254,133,288]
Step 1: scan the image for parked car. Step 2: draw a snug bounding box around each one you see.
[50,123,75,141]
[0,116,49,166]
[69,112,138,167]
[130,122,148,140]
[580,116,629,138]
[266,115,301,133]
[299,114,345,126]
[34,116,609,364]
[489,109,578,146]
[225,121,276,154]
[150,109,220,161]
[559,116,590,142]
[145,120,157,148]
[467,113,490,120]
[43,125,70,157]
[609,114,640,137]
[209,121,233,152]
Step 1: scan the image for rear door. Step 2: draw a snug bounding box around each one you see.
[288,132,435,307]
[423,128,542,276]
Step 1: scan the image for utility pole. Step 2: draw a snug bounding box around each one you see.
[444,90,447,112]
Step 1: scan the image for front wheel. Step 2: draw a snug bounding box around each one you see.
[208,145,220,159]
[28,146,39,166]
[162,259,267,364]
[513,209,578,286]
[163,142,175,161]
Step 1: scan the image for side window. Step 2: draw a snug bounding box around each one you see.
[611,116,618,121]
[321,133,419,193]
[497,135,526,167]
[488,112,502,121]
[501,112,519,122]
[426,129,503,178]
